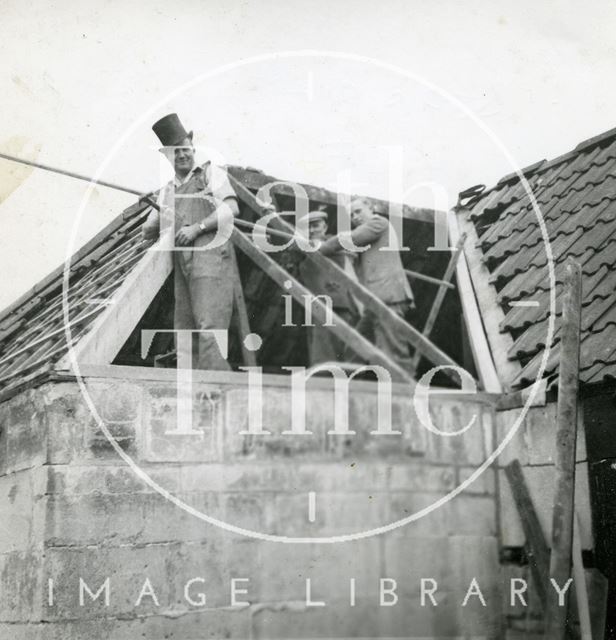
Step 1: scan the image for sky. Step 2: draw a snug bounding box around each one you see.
[0,0,615,309]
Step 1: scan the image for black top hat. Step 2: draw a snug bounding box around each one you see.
[152,113,193,147]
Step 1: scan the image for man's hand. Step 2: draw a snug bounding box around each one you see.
[342,248,358,260]
[142,224,160,242]
[141,208,161,242]
[175,224,201,247]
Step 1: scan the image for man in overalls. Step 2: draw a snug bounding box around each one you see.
[142,113,239,370]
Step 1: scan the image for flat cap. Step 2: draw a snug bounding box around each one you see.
[300,210,328,223]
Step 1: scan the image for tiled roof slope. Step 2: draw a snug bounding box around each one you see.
[462,126,616,389]
[0,200,152,399]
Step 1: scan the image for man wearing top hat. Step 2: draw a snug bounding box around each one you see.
[298,207,359,365]
[142,113,239,370]
[318,197,414,367]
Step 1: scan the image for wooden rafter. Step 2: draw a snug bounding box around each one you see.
[55,231,174,369]
[448,210,503,393]
[228,174,461,379]
[231,249,257,367]
[230,227,412,382]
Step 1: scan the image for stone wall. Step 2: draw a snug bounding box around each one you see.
[0,368,502,639]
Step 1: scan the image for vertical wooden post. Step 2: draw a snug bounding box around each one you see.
[572,512,592,640]
[231,249,257,367]
[546,260,582,639]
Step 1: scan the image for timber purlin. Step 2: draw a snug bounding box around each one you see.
[460,125,616,389]
[226,165,437,224]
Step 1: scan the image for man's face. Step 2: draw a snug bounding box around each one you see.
[350,199,373,228]
[162,136,195,177]
[308,219,328,241]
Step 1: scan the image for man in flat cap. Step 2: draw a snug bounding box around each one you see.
[298,207,359,365]
[318,197,414,367]
[142,113,239,370]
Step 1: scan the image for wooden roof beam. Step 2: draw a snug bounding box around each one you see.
[448,210,504,393]
[229,174,463,381]
[226,166,436,224]
[231,227,412,383]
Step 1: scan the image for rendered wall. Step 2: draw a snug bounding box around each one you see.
[0,369,501,639]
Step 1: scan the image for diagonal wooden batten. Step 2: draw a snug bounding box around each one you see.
[449,210,503,392]
[403,268,455,289]
[0,306,102,372]
[410,233,466,373]
[230,227,412,383]
[228,174,462,380]
[505,459,550,608]
[55,231,174,370]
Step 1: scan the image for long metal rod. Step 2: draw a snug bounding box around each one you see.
[1,150,455,294]
[0,151,152,198]
[546,260,582,640]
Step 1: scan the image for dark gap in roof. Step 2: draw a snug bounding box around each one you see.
[473,203,509,240]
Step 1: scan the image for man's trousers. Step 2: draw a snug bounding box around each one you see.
[355,302,411,367]
[307,309,357,366]
[174,261,234,371]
